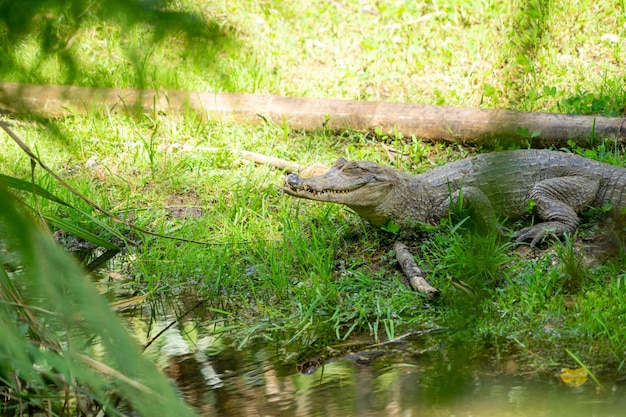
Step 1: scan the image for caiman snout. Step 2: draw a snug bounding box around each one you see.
[284,173,303,189]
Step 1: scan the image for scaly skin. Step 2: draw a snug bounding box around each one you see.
[283,150,626,245]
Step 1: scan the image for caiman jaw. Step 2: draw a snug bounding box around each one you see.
[283,173,364,199]
[283,171,394,209]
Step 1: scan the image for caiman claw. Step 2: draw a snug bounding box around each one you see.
[513,221,574,246]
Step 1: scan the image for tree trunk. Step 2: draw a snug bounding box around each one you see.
[1,82,624,148]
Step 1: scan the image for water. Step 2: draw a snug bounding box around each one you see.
[159,341,624,417]
[129,302,625,417]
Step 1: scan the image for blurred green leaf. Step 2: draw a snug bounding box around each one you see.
[0,173,69,206]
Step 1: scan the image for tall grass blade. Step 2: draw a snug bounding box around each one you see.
[44,213,119,249]
[0,174,70,206]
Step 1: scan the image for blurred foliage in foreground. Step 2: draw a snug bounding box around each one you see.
[0,184,195,416]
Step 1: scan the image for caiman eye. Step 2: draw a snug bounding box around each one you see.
[341,166,363,175]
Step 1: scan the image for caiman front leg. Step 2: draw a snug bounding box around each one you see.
[435,185,497,232]
[514,176,600,246]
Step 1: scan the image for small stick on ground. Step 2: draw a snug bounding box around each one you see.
[161,144,330,176]
[393,241,439,298]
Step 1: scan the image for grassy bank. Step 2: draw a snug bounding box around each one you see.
[1,0,626,380]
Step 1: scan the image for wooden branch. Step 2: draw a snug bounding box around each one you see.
[163,143,304,173]
[161,143,330,176]
[2,82,625,148]
[393,241,439,298]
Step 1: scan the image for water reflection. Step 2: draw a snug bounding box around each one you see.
[165,345,624,417]
[135,326,626,417]
[119,295,625,417]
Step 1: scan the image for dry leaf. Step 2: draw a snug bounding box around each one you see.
[560,367,588,387]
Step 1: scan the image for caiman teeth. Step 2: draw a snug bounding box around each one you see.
[301,185,352,195]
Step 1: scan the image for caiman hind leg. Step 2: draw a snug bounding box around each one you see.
[514,176,600,246]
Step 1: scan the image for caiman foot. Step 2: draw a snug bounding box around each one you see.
[513,221,574,246]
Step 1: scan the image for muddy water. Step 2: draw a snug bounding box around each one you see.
[122,302,625,417]
[168,349,624,417]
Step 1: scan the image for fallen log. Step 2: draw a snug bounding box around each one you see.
[1,82,625,148]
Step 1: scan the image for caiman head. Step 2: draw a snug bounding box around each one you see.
[283,157,430,227]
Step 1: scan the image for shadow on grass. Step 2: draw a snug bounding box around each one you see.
[0,0,235,88]
[498,0,552,109]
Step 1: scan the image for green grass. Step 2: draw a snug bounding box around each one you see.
[1,0,626,393]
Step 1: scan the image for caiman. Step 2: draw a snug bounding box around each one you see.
[283,149,626,245]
